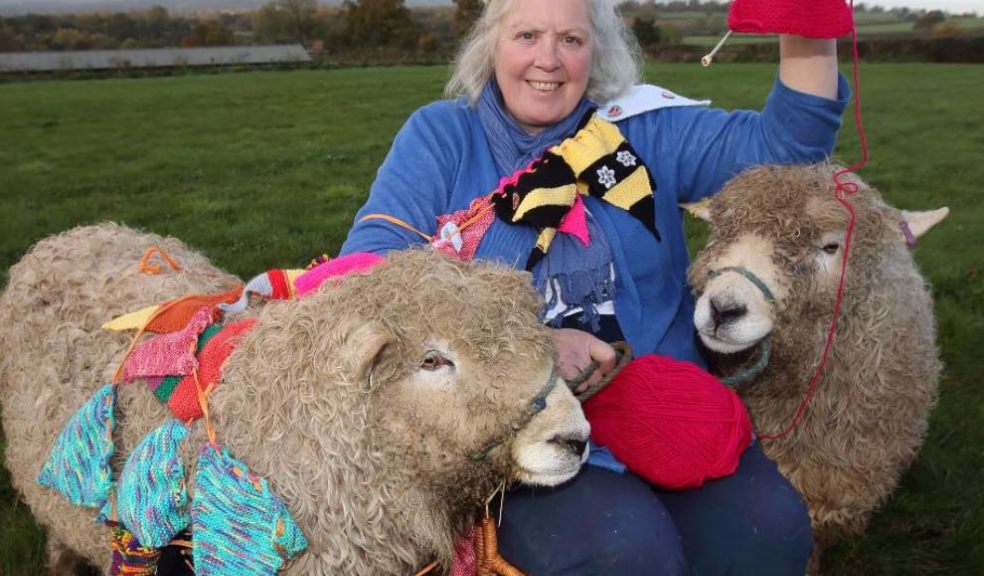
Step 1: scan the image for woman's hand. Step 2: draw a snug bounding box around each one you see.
[778,36,839,100]
[551,328,617,394]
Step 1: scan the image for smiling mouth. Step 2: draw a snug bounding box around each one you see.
[528,81,562,91]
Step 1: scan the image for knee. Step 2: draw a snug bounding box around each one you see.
[730,482,813,575]
[496,466,690,575]
[500,505,690,575]
[577,526,689,576]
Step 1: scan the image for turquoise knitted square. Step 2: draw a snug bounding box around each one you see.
[109,419,190,548]
[37,384,116,508]
[192,444,307,575]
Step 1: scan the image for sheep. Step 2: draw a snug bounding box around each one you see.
[0,222,590,575]
[686,164,946,556]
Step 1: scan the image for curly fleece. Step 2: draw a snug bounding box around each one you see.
[688,164,942,549]
[1,223,564,575]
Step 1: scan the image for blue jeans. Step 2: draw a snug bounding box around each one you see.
[496,442,812,575]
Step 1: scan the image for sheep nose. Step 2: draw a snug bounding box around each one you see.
[550,436,587,456]
[710,297,747,328]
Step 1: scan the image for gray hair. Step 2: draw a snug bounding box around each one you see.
[444,0,643,105]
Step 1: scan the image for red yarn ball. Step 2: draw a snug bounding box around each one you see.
[583,355,753,490]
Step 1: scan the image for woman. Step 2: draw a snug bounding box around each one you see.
[341,0,848,573]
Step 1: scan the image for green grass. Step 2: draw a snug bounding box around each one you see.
[2,62,983,575]
[683,34,775,47]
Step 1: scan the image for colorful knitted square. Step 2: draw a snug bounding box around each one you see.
[106,520,161,576]
[432,196,496,262]
[37,384,116,507]
[164,319,257,422]
[107,420,190,549]
[192,444,307,576]
[218,269,304,314]
[122,307,213,382]
[143,287,244,334]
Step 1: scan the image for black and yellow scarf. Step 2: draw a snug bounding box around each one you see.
[493,112,659,270]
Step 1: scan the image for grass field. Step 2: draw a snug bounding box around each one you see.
[2,62,983,575]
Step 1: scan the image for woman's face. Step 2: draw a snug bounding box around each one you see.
[494,0,593,135]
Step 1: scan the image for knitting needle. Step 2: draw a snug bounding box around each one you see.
[701,30,733,67]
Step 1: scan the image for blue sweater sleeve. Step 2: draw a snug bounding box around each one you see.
[667,74,851,203]
[339,102,465,256]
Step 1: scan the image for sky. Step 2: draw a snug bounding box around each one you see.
[0,0,978,15]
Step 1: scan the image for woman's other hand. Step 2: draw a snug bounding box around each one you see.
[551,328,617,394]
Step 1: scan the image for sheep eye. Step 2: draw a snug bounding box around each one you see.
[821,242,840,255]
[421,350,453,371]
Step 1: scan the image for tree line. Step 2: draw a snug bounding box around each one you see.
[0,0,974,57]
[0,0,484,55]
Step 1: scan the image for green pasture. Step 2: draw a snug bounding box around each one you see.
[1,62,982,575]
[683,34,774,46]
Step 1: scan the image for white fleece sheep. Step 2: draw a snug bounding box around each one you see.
[687,164,946,559]
[0,223,590,575]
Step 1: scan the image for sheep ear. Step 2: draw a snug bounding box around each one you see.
[901,208,949,240]
[680,199,712,223]
[344,322,394,393]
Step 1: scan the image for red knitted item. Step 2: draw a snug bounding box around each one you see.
[267,269,293,300]
[450,525,478,576]
[433,196,496,262]
[167,319,256,422]
[583,355,753,490]
[728,0,854,38]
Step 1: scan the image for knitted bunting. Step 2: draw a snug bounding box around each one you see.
[294,252,384,296]
[166,319,257,422]
[143,288,244,335]
[122,307,213,382]
[109,420,190,549]
[433,195,497,261]
[37,384,116,507]
[219,269,304,314]
[193,444,308,575]
[47,259,316,571]
[102,305,160,332]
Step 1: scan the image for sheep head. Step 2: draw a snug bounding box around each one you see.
[209,249,589,572]
[687,164,947,360]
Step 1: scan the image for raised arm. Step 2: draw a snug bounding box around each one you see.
[778,36,839,100]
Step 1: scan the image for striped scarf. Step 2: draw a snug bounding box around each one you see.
[493,111,659,270]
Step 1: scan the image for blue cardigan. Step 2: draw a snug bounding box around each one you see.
[341,76,849,366]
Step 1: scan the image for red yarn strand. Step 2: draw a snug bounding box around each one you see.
[760,8,869,441]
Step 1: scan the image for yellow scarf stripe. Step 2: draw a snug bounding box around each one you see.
[535,227,558,255]
[551,116,627,175]
[601,168,652,211]
[513,184,578,221]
